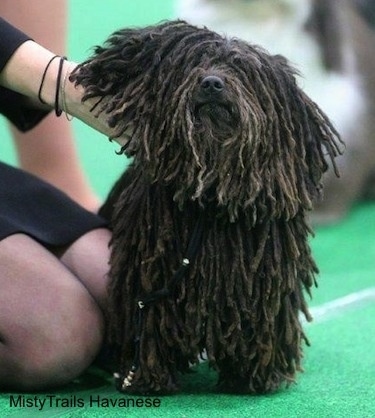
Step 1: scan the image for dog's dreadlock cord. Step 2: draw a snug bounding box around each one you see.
[114,212,206,391]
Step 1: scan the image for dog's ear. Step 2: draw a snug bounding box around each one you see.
[69,26,155,151]
[69,20,199,157]
[69,22,180,152]
[262,53,344,213]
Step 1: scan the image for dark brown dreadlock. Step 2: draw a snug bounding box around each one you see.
[71,20,342,394]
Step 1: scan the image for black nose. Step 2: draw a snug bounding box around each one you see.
[200,75,225,93]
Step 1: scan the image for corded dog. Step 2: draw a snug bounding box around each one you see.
[71,20,342,394]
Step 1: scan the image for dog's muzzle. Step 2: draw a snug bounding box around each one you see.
[196,75,226,105]
[200,75,225,95]
[194,74,235,125]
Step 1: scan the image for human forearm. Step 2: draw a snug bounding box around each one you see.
[0,40,125,143]
[0,40,57,105]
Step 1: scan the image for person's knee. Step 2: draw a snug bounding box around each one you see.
[13,340,100,390]
[1,298,104,390]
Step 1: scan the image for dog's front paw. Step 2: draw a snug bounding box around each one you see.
[217,370,291,395]
[114,370,180,395]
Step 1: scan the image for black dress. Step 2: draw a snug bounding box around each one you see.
[0,17,107,245]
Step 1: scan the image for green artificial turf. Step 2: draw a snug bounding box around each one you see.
[2,265,374,418]
[1,1,374,417]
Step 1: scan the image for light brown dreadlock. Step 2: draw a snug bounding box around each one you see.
[71,20,342,394]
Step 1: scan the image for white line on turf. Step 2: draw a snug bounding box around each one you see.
[303,287,375,324]
[197,288,375,363]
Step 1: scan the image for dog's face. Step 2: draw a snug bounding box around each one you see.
[72,20,341,221]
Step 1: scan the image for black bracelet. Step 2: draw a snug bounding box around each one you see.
[38,55,60,104]
[55,56,67,116]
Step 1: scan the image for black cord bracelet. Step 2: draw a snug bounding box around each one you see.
[55,56,67,116]
[38,55,67,117]
[38,55,60,105]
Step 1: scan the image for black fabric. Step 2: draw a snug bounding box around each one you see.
[0,87,51,131]
[0,17,50,131]
[0,162,107,246]
[0,18,107,246]
[0,17,30,72]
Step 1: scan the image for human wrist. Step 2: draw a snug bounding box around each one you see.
[39,58,115,139]
[63,64,124,141]
[61,62,87,118]
[0,39,127,144]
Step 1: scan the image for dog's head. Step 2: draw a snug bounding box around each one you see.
[71,20,342,221]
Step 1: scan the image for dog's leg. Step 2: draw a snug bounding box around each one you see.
[215,308,305,395]
[112,298,193,395]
